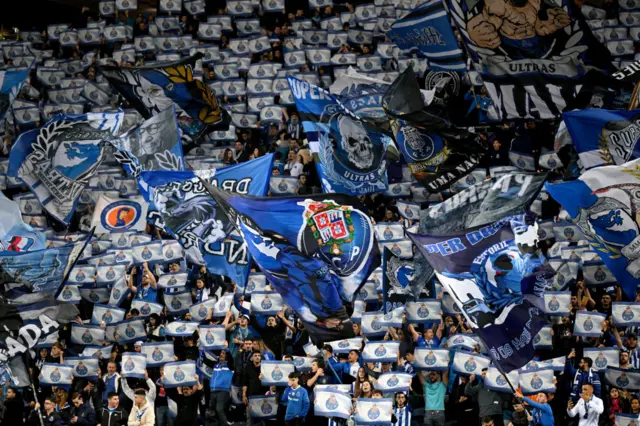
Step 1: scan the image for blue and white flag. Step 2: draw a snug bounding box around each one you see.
[375,373,412,392]
[108,277,129,306]
[347,29,373,44]
[157,272,188,289]
[376,306,405,328]
[328,337,364,353]
[199,325,226,349]
[362,341,400,363]
[584,347,620,372]
[213,293,233,316]
[111,107,184,177]
[357,280,379,302]
[103,25,127,42]
[287,76,391,195]
[314,391,352,419]
[484,367,519,392]
[413,348,449,370]
[82,345,113,360]
[583,261,617,287]
[163,361,196,388]
[115,318,147,343]
[250,292,284,315]
[616,414,640,426]
[164,321,199,337]
[375,223,405,242]
[81,287,111,304]
[546,159,640,299]
[132,242,164,264]
[64,357,99,380]
[134,36,156,52]
[405,300,441,323]
[260,361,295,386]
[452,352,491,376]
[92,304,125,325]
[605,367,640,390]
[8,112,123,224]
[269,176,297,195]
[120,352,147,378]
[396,201,421,221]
[0,192,46,252]
[613,302,640,326]
[96,265,126,284]
[509,152,536,172]
[562,109,640,170]
[141,341,175,367]
[574,310,607,337]
[71,324,106,346]
[384,182,411,198]
[380,239,413,258]
[262,0,285,11]
[131,300,164,317]
[361,312,387,337]
[115,0,137,9]
[518,368,555,394]
[156,17,179,32]
[162,240,184,262]
[533,325,553,350]
[159,0,182,12]
[543,291,571,316]
[40,363,73,386]
[164,291,192,314]
[354,398,393,425]
[291,356,315,371]
[185,0,205,14]
[57,284,82,303]
[552,221,584,242]
[189,299,216,322]
[248,396,278,419]
[441,293,462,315]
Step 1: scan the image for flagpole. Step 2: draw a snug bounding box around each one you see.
[629,81,640,110]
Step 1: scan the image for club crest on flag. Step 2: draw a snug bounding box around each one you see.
[99,200,141,231]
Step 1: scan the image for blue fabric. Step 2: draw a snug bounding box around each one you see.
[282,386,310,420]
[522,398,554,426]
[210,367,234,392]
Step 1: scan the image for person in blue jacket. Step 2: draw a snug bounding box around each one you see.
[281,372,310,426]
[514,390,554,426]
[564,355,602,402]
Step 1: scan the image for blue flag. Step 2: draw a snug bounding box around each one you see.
[8,112,124,224]
[382,247,432,312]
[388,0,466,72]
[0,69,31,122]
[408,215,551,372]
[546,159,640,299]
[205,185,381,343]
[138,154,273,285]
[563,109,640,170]
[100,54,230,140]
[287,76,392,195]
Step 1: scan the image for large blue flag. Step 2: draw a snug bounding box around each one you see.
[388,0,467,72]
[563,109,640,170]
[100,54,230,140]
[0,69,31,122]
[205,185,381,343]
[287,76,392,195]
[111,106,185,177]
[546,158,640,299]
[0,192,46,252]
[408,215,551,372]
[138,154,273,285]
[8,112,124,224]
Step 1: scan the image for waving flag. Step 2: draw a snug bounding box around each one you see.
[0,192,46,252]
[71,324,106,346]
[405,300,441,323]
[361,312,387,337]
[574,311,607,337]
[114,319,147,343]
[132,242,164,264]
[8,112,123,224]
[164,291,192,314]
[260,361,295,386]
[39,363,73,386]
[287,76,392,195]
[91,305,125,325]
[121,352,147,378]
[533,325,553,350]
[163,361,196,388]
[141,341,175,366]
[91,195,149,233]
[484,367,519,392]
[584,347,619,371]
[157,273,188,289]
[410,215,551,372]
[204,185,380,343]
[327,337,364,353]
[613,302,640,326]
[165,321,199,338]
[543,291,571,316]
[315,391,352,419]
[355,398,393,425]
[248,396,278,419]
[131,300,164,317]
[362,341,400,362]
[198,325,226,350]
[452,352,491,375]
[376,306,404,328]
[617,414,640,426]
[111,107,184,177]
[546,159,640,299]
[375,373,412,392]
[138,154,273,285]
[100,54,230,140]
[0,69,31,122]
[375,223,405,242]
[606,368,640,390]
[382,247,432,312]
[413,348,449,370]
[65,357,100,380]
[519,369,555,394]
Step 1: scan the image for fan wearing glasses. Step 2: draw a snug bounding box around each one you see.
[567,383,604,426]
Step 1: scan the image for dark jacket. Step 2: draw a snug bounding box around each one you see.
[97,406,129,426]
[243,363,268,397]
[165,389,202,426]
[2,395,25,426]
[70,403,95,426]
[28,410,63,426]
[464,379,503,417]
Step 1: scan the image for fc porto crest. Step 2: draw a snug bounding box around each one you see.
[271,366,283,381]
[623,306,635,321]
[76,362,88,376]
[547,296,560,311]
[50,368,61,382]
[325,395,339,410]
[261,400,273,414]
[374,344,387,357]
[152,347,164,361]
[298,199,373,277]
[124,357,135,372]
[424,351,437,366]
[595,353,608,369]
[173,367,185,382]
[530,374,543,390]
[464,357,477,372]
[367,404,380,420]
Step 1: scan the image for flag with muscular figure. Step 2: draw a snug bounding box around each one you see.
[203,184,380,344]
[448,0,613,119]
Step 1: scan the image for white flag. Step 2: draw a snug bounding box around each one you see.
[362,341,400,363]
[159,0,182,12]
[115,319,147,343]
[327,33,348,50]
[533,325,553,349]
[484,367,519,392]
[40,363,74,386]
[163,361,197,388]
[260,361,295,386]
[121,352,147,378]
[157,272,188,289]
[248,396,278,418]
[222,80,247,97]
[247,78,274,95]
[132,241,164,264]
[164,291,193,314]
[397,201,421,221]
[165,321,199,337]
[354,398,393,425]
[519,368,555,394]
[262,0,285,11]
[374,223,405,242]
[115,0,137,10]
[307,48,332,66]
[260,106,283,124]
[103,25,127,42]
[68,265,96,284]
[82,345,114,360]
[71,324,106,346]
[214,294,234,316]
[184,0,205,14]
[405,300,441,323]
[199,325,227,350]
[190,299,216,322]
[357,55,382,72]
[80,288,111,305]
[574,311,607,337]
[141,341,175,366]
[584,347,620,372]
[292,356,315,371]
[413,348,449,370]
[314,390,352,419]
[543,291,571,316]
[65,357,100,380]
[617,414,640,426]
[309,0,333,7]
[375,373,412,392]
[198,23,222,40]
[96,265,126,284]
[361,312,386,336]
[92,304,126,325]
[606,367,640,390]
[328,338,364,353]
[583,261,617,287]
[376,307,405,328]
[613,302,640,326]
[57,284,82,303]
[451,352,491,375]
[131,300,164,317]
[251,292,284,315]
